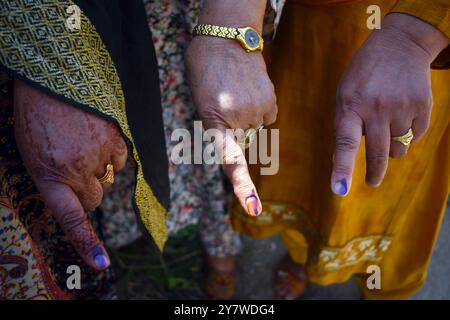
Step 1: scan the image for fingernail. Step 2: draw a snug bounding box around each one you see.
[94,253,110,269]
[245,195,261,216]
[334,179,348,196]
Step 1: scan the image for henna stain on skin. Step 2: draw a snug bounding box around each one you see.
[13,79,125,267]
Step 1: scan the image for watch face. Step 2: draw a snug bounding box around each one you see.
[244,29,260,48]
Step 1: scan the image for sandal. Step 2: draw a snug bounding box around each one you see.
[274,254,308,300]
[204,255,237,300]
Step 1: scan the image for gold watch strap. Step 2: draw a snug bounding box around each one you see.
[192,24,264,52]
[193,24,240,40]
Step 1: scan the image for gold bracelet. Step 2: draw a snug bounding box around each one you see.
[193,24,264,52]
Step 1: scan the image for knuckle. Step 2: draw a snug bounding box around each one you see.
[332,164,352,176]
[268,96,278,114]
[264,107,278,126]
[338,90,355,108]
[31,166,61,182]
[370,96,385,113]
[52,153,85,171]
[411,91,432,107]
[58,208,84,232]
[234,181,254,196]
[79,185,103,210]
[114,139,128,165]
[114,157,127,172]
[273,101,278,113]
[335,135,359,152]
[418,123,429,136]
[50,153,69,167]
[338,87,362,108]
[265,114,277,126]
[223,148,244,165]
[337,89,367,119]
[390,147,407,158]
[366,154,388,166]
[200,107,224,124]
[79,196,101,211]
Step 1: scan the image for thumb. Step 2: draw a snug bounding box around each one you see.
[213,127,262,216]
[38,181,110,270]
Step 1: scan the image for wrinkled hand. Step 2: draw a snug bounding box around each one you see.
[331,13,450,196]
[14,80,128,270]
[187,37,277,216]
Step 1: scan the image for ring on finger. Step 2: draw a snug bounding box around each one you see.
[391,128,414,146]
[97,164,115,185]
[241,125,264,149]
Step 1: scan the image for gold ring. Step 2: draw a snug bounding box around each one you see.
[241,125,264,149]
[98,164,114,185]
[392,128,414,146]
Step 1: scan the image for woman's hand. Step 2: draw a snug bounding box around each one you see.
[187,38,277,216]
[186,0,277,216]
[331,13,449,196]
[14,80,128,270]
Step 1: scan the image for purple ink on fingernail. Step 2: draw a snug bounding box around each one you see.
[334,179,348,196]
[94,254,109,269]
[245,195,260,216]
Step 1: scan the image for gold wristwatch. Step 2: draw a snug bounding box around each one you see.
[192,24,264,52]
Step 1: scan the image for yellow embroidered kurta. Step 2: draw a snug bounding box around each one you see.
[231,0,450,299]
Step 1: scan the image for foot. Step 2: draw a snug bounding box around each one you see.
[274,254,308,300]
[205,255,237,300]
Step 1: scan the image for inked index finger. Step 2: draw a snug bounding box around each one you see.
[210,126,262,216]
[331,112,363,196]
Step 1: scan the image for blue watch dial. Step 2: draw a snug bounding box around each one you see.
[244,29,260,48]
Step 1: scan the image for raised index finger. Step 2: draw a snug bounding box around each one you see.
[209,126,262,216]
[331,111,363,196]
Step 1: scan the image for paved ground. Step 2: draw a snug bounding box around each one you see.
[411,202,450,299]
[113,201,450,300]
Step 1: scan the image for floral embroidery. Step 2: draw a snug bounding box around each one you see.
[320,250,338,262]
[269,204,285,215]
[318,236,392,272]
[233,201,393,273]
